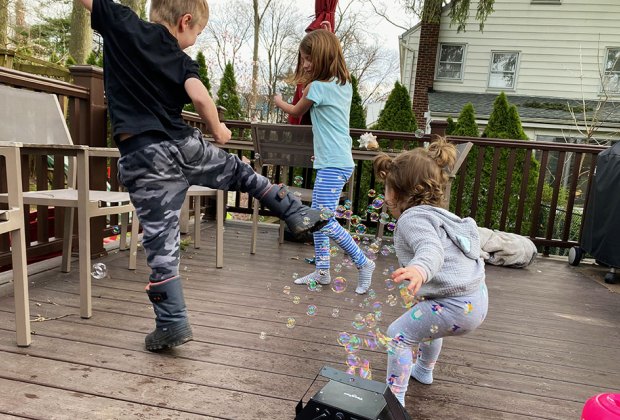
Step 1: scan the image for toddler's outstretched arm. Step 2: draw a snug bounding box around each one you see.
[392,266,427,295]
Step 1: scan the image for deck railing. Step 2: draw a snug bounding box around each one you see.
[0,66,609,275]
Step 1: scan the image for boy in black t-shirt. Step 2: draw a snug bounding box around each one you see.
[78,0,327,352]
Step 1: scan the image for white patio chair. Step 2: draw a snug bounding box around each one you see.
[0,143,31,346]
[180,186,224,268]
[0,84,139,319]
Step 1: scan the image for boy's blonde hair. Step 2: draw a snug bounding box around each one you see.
[150,0,209,28]
[374,137,457,212]
[293,29,350,86]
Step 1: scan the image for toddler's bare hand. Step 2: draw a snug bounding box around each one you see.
[392,266,424,295]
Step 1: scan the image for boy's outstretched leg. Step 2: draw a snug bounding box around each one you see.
[257,184,328,237]
[145,276,193,351]
[179,133,328,238]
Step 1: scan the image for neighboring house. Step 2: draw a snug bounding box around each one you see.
[399,0,620,143]
[365,101,386,128]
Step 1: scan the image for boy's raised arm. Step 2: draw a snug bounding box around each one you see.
[185,77,231,145]
[78,0,93,12]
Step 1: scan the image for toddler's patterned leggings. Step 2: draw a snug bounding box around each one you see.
[386,283,488,403]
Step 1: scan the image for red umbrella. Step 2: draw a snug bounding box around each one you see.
[288,0,338,125]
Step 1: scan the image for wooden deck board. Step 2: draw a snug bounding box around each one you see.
[0,221,619,419]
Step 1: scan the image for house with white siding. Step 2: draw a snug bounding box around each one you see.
[399,0,620,143]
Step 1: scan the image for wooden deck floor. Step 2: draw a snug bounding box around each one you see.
[0,221,619,419]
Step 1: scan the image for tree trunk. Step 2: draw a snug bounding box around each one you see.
[0,0,9,48]
[13,0,26,47]
[69,0,92,64]
[250,0,260,120]
[120,0,146,18]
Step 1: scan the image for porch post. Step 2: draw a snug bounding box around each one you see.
[69,65,107,258]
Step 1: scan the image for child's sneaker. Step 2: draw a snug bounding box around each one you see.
[294,270,331,285]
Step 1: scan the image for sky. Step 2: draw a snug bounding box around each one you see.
[205,0,415,65]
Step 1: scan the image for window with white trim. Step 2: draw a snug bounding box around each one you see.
[436,43,465,80]
[488,51,519,89]
[603,48,620,94]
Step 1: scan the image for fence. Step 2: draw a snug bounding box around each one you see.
[0,65,609,275]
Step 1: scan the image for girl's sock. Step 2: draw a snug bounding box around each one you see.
[355,260,375,294]
[293,270,331,285]
[410,363,434,384]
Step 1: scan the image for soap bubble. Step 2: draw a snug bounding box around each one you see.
[331,277,347,293]
[293,176,303,186]
[415,129,425,138]
[367,189,376,198]
[337,332,351,346]
[286,318,296,328]
[306,305,317,316]
[320,208,334,220]
[91,263,107,279]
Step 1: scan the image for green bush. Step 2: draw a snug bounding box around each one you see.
[216,62,243,120]
[455,93,540,234]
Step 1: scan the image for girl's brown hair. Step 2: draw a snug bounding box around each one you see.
[292,29,350,86]
[150,0,209,28]
[374,137,457,212]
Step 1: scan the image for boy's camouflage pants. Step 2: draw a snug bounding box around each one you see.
[118,129,269,282]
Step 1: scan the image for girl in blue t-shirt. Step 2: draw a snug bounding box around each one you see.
[275,29,374,294]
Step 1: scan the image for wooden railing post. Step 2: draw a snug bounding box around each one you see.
[0,49,15,69]
[430,119,448,138]
[69,65,107,258]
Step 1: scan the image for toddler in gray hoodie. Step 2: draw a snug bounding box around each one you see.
[374,137,488,408]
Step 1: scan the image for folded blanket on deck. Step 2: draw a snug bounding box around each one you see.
[478,227,537,268]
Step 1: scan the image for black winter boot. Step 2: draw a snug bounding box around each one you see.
[259,184,328,237]
[145,276,193,352]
